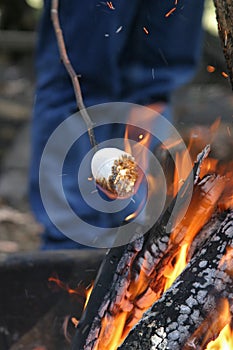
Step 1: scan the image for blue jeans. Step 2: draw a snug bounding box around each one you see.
[30,0,204,249]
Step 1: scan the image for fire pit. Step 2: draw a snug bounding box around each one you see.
[0,250,105,349]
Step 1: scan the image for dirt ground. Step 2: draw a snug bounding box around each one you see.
[0,30,232,261]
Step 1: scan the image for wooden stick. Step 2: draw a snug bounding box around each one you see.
[51,0,97,151]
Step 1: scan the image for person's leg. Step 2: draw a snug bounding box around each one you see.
[30,0,204,249]
[119,0,204,104]
[30,0,142,249]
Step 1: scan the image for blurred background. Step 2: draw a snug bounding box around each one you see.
[0,0,232,259]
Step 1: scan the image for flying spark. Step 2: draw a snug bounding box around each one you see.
[165,7,176,17]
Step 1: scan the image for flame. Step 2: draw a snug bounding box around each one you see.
[163,243,189,290]
[184,299,233,350]
[84,284,94,309]
[204,256,233,350]
[48,276,93,309]
[48,275,84,296]
[206,324,233,350]
[207,65,216,73]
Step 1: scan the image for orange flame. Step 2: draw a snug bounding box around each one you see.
[183,299,232,350]
[204,253,233,349]
[206,323,233,350]
[205,299,233,350]
[48,275,93,308]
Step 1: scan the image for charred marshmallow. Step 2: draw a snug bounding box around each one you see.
[91,147,138,197]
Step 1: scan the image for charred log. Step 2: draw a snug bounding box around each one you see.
[120,210,233,350]
[72,148,212,349]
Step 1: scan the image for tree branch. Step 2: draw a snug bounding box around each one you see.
[213,0,233,90]
[51,0,97,150]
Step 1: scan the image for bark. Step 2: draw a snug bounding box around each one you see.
[213,0,233,89]
[120,210,233,350]
[72,147,213,349]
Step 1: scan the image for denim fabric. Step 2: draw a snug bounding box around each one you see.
[30,0,204,249]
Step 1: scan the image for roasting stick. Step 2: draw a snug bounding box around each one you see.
[51,0,97,151]
[51,0,140,197]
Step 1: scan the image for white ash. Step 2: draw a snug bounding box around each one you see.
[150,242,160,256]
[178,325,191,344]
[225,224,233,236]
[168,322,177,331]
[197,290,207,303]
[199,260,208,268]
[91,147,138,197]
[178,313,189,324]
[199,268,215,288]
[180,305,191,314]
[160,235,169,244]
[213,235,221,241]
[217,242,227,253]
[186,295,198,309]
[158,240,167,253]
[190,309,200,323]
[165,300,173,307]
[168,330,180,341]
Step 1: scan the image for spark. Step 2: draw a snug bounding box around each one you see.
[207,65,216,73]
[222,71,229,79]
[106,1,115,10]
[165,7,176,17]
[116,26,123,33]
[224,30,228,46]
[143,26,149,35]
[71,317,79,328]
[138,134,144,140]
[227,125,231,137]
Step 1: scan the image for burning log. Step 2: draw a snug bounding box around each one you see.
[120,210,233,349]
[72,147,219,349]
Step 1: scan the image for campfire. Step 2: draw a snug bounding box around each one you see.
[11,1,229,349]
[68,136,233,350]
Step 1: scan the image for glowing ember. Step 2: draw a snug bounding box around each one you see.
[71,317,79,328]
[165,7,176,17]
[48,275,93,306]
[206,324,233,350]
[143,26,149,35]
[106,1,115,10]
[207,65,216,73]
[206,323,233,350]
[203,299,233,350]
[222,71,229,78]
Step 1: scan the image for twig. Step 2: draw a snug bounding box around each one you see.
[51,0,98,150]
